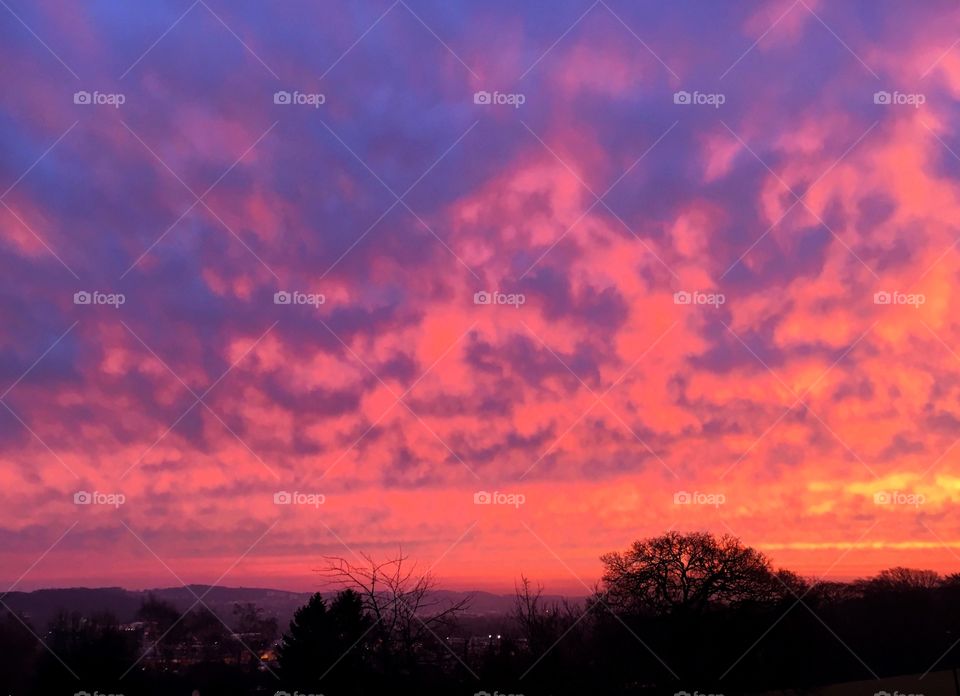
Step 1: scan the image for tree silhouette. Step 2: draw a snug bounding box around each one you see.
[599,531,782,617]
[277,590,373,693]
[320,552,470,671]
[513,575,584,656]
[857,566,941,594]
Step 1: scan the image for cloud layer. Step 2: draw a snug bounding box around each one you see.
[3,0,960,592]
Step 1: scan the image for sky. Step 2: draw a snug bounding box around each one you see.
[2,0,960,595]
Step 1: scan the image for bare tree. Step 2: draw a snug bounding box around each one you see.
[513,575,585,655]
[599,531,780,616]
[856,567,942,594]
[320,550,469,665]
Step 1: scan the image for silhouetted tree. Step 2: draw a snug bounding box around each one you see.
[599,531,781,617]
[511,575,594,693]
[856,566,942,594]
[513,575,585,656]
[277,590,373,693]
[321,551,470,673]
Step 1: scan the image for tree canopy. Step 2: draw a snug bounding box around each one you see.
[599,531,784,616]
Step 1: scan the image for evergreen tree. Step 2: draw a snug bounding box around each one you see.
[277,590,373,693]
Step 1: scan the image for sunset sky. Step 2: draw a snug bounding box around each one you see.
[3,0,960,595]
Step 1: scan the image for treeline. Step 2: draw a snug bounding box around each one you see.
[3,534,960,695]
[0,598,280,695]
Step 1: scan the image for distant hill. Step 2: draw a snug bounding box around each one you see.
[0,586,569,631]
